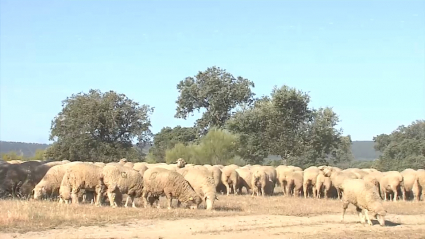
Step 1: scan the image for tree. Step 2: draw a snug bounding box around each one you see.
[46,89,154,162]
[226,85,352,167]
[175,66,255,134]
[373,120,425,171]
[164,128,240,165]
[1,151,24,161]
[148,126,197,162]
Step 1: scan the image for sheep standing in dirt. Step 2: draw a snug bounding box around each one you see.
[59,163,103,205]
[316,173,332,199]
[285,170,304,197]
[340,179,387,226]
[178,167,217,210]
[142,167,202,209]
[303,166,320,198]
[221,166,240,196]
[319,166,357,199]
[251,169,271,197]
[400,169,420,201]
[235,167,252,195]
[19,161,65,197]
[99,164,144,208]
[379,171,404,201]
[208,165,225,193]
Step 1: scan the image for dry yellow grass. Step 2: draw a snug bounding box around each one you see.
[1,193,424,233]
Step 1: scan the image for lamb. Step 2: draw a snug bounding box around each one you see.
[33,162,79,200]
[220,166,240,195]
[142,167,202,209]
[99,164,144,208]
[178,167,217,210]
[340,179,387,226]
[59,162,103,205]
[251,169,271,197]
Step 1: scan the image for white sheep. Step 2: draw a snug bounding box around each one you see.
[142,167,202,209]
[99,164,144,208]
[340,178,387,226]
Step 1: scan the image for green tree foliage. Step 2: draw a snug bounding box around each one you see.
[1,151,24,161]
[148,126,198,162]
[164,128,240,165]
[373,120,425,171]
[226,85,353,167]
[175,66,255,134]
[45,89,154,162]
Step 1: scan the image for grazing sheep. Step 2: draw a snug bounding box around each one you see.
[251,169,271,197]
[319,166,358,199]
[316,173,332,199]
[20,161,65,198]
[340,179,387,226]
[379,171,404,201]
[142,167,202,209]
[285,170,304,197]
[178,167,217,210]
[99,164,144,208]
[33,162,79,200]
[208,165,225,193]
[59,163,103,205]
[235,168,253,195]
[303,166,320,198]
[176,158,187,168]
[400,169,420,201]
[220,166,240,195]
[261,166,277,195]
[415,169,425,201]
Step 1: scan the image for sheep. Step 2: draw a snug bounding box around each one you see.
[319,166,358,199]
[208,165,225,193]
[303,166,320,198]
[316,173,332,199]
[33,162,80,200]
[340,179,387,226]
[251,169,271,197]
[285,170,304,197]
[400,168,420,201]
[123,162,134,169]
[142,167,202,209]
[220,166,240,195]
[379,171,404,201]
[235,168,252,195]
[176,158,187,168]
[415,169,425,201]
[93,162,106,167]
[133,163,149,175]
[19,161,66,198]
[261,166,277,195]
[178,167,217,210]
[343,168,369,179]
[59,163,103,205]
[99,164,144,208]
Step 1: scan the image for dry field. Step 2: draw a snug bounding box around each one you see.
[1,192,425,239]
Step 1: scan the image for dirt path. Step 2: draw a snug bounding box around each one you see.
[1,213,425,239]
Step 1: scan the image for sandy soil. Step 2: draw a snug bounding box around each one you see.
[1,213,425,239]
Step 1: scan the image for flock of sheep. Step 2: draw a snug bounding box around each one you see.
[1,158,425,227]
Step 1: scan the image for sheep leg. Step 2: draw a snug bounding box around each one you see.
[341,200,349,222]
[391,186,398,202]
[356,207,365,224]
[261,186,265,197]
[107,192,116,208]
[166,195,172,210]
[142,191,148,209]
[303,183,308,198]
[125,196,130,208]
[224,183,230,196]
[131,196,136,208]
[364,209,373,226]
[233,184,238,195]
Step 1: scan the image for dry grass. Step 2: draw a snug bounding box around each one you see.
[1,192,424,233]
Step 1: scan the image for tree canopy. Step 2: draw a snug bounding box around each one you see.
[45,89,154,162]
[373,120,425,171]
[175,66,255,134]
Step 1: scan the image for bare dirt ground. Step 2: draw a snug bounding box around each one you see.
[1,213,425,239]
[1,191,425,239]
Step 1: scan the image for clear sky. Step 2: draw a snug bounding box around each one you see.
[1,0,424,144]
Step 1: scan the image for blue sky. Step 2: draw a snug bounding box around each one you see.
[1,0,424,144]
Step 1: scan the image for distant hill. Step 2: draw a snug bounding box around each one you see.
[351,140,381,161]
[0,140,379,161]
[0,141,50,157]
[0,141,152,158]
